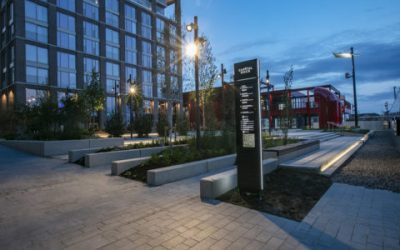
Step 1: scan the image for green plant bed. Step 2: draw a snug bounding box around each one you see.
[217,169,332,221]
[96,139,188,153]
[263,137,301,149]
[121,145,232,182]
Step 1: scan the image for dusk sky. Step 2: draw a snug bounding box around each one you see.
[178,0,400,114]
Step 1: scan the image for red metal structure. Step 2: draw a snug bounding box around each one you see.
[265,85,350,129]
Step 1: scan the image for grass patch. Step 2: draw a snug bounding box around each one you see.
[217,169,332,221]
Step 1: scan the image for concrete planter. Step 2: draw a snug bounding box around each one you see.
[68,147,101,163]
[263,140,320,163]
[111,157,150,175]
[0,138,123,157]
[147,154,236,186]
[200,158,278,199]
[85,145,186,168]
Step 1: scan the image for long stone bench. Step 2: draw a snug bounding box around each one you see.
[147,154,236,186]
[0,138,123,157]
[111,156,150,175]
[200,158,278,199]
[263,140,319,163]
[85,145,186,167]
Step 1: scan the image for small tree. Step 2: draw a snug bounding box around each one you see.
[60,94,89,139]
[105,112,125,137]
[134,114,153,137]
[157,112,169,137]
[281,66,294,144]
[175,113,189,136]
[81,70,105,130]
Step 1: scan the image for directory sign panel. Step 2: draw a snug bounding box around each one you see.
[234,59,263,193]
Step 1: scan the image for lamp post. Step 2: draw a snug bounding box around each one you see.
[333,47,358,127]
[186,16,201,149]
[114,80,120,114]
[127,74,136,139]
[265,70,273,135]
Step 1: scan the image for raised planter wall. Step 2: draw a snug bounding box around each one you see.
[69,147,101,163]
[263,140,320,163]
[85,145,185,167]
[111,157,150,175]
[147,154,236,186]
[200,159,278,199]
[0,138,123,157]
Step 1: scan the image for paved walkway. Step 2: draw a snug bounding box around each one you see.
[0,145,399,250]
[280,136,362,171]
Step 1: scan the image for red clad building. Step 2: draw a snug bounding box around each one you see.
[264,85,351,130]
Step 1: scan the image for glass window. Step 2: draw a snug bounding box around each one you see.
[25,0,47,23]
[125,4,136,34]
[105,0,119,27]
[83,0,99,20]
[156,46,165,70]
[106,96,116,115]
[142,69,152,98]
[170,50,177,74]
[83,21,99,55]
[157,73,165,98]
[84,57,99,85]
[57,12,75,50]
[156,18,165,43]
[26,88,45,105]
[125,35,137,65]
[25,0,48,43]
[57,52,76,89]
[26,44,48,85]
[106,62,120,93]
[141,41,152,68]
[106,29,119,60]
[141,12,151,39]
[57,0,75,11]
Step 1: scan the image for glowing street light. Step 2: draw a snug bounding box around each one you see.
[186,16,201,149]
[333,47,359,127]
[127,74,137,139]
[185,42,198,58]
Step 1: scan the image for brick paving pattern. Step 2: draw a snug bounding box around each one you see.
[0,142,399,249]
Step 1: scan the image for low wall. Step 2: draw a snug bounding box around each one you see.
[263,140,320,163]
[0,138,123,157]
[68,147,101,163]
[394,134,400,153]
[147,154,236,186]
[200,158,278,199]
[85,145,185,167]
[111,156,150,175]
[344,121,384,130]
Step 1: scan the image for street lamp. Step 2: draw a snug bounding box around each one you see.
[261,70,274,135]
[186,16,201,149]
[333,47,359,127]
[127,74,136,139]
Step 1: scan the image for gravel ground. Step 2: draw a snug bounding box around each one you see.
[332,130,400,193]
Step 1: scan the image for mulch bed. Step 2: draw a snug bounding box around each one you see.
[217,168,332,221]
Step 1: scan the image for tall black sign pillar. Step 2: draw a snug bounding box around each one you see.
[234,59,263,193]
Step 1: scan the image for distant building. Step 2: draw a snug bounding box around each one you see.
[183,84,351,130]
[0,0,183,126]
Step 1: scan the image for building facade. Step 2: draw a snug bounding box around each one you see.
[0,0,182,126]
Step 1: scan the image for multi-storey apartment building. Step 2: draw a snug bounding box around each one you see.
[0,0,182,126]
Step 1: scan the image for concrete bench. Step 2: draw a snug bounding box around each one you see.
[68,147,101,163]
[147,154,236,186]
[111,156,150,175]
[263,140,320,163]
[200,158,278,199]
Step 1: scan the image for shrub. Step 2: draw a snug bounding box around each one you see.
[175,114,189,136]
[105,112,125,137]
[134,114,153,137]
[156,112,169,137]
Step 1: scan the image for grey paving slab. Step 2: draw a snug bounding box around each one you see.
[280,136,362,171]
[0,145,399,250]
